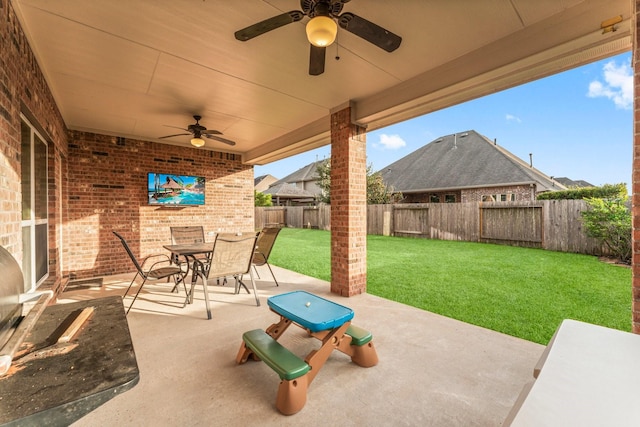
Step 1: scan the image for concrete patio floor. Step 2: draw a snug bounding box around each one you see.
[58,266,543,426]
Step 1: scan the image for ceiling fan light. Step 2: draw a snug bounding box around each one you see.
[190,137,205,147]
[306,16,337,47]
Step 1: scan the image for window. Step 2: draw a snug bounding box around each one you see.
[444,194,456,203]
[21,115,48,292]
[430,194,440,203]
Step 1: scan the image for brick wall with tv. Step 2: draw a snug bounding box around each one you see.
[66,130,254,280]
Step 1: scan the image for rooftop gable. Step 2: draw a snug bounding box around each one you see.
[380,130,565,193]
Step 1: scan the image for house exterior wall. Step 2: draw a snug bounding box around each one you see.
[0,2,254,292]
[254,174,277,192]
[66,131,254,280]
[400,184,536,203]
[0,0,68,292]
[461,184,536,202]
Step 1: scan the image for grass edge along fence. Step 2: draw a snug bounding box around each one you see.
[256,200,608,257]
[268,228,632,345]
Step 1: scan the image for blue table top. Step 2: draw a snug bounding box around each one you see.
[267,291,354,333]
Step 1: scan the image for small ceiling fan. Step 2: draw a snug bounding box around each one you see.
[234,0,401,75]
[159,115,236,147]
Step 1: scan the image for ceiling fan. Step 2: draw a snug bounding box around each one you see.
[159,115,236,147]
[234,0,402,75]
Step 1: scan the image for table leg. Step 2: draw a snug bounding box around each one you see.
[311,329,379,368]
[265,316,293,340]
[201,275,211,320]
[276,374,309,415]
[304,322,350,384]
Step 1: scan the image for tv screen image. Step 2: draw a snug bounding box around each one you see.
[148,173,205,206]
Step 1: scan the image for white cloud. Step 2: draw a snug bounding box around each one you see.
[375,134,406,150]
[506,114,521,123]
[587,60,633,110]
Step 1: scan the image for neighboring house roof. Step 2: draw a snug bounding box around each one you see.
[254,174,278,192]
[272,160,324,186]
[380,130,566,193]
[262,183,316,199]
[554,177,594,188]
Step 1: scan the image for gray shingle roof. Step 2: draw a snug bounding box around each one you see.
[272,160,324,186]
[554,177,594,188]
[379,130,565,193]
[262,183,315,198]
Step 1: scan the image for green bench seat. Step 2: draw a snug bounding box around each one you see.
[242,329,310,381]
[346,325,373,346]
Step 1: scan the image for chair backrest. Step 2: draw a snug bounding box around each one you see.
[170,226,205,245]
[113,231,145,275]
[253,227,282,264]
[209,235,258,278]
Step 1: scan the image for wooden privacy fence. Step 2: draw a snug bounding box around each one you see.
[256,200,607,256]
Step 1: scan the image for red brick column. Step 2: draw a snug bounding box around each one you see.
[330,106,367,296]
[633,0,640,333]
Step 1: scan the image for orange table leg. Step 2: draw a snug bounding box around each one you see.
[276,374,309,415]
[350,341,378,367]
[311,329,379,368]
[304,322,350,384]
[265,315,293,339]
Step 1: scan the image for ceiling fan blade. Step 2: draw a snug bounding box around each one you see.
[338,12,402,52]
[202,130,223,136]
[163,125,189,131]
[205,134,236,146]
[309,44,326,76]
[235,11,304,41]
[159,133,190,139]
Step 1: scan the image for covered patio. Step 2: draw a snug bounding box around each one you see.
[59,267,542,426]
[0,0,638,424]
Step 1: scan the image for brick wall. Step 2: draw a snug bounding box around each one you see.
[0,1,254,289]
[66,131,254,279]
[461,184,535,202]
[330,106,367,296]
[632,0,639,334]
[401,185,537,203]
[0,0,68,292]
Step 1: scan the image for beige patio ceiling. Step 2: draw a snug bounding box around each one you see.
[12,0,630,165]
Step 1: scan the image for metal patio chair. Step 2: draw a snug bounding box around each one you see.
[170,226,213,277]
[113,231,188,314]
[202,234,260,314]
[252,227,282,286]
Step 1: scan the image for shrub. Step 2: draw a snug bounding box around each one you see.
[254,191,273,207]
[537,183,627,200]
[581,196,631,264]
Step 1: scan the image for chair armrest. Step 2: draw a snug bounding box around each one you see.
[140,254,172,271]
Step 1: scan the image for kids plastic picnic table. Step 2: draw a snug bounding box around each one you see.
[236,290,378,414]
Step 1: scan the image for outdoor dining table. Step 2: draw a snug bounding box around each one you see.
[163,243,214,319]
[236,290,378,414]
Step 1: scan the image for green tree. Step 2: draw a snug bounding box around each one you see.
[254,190,273,207]
[315,159,401,204]
[581,195,631,264]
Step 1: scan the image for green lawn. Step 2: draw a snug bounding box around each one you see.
[268,228,632,345]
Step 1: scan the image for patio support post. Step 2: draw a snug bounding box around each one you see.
[330,104,367,296]
[634,0,640,333]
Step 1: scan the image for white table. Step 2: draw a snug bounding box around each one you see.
[505,319,640,426]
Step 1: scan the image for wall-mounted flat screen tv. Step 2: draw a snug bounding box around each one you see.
[148,173,205,206]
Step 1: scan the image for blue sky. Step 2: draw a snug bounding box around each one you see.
[255,52,633,190]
